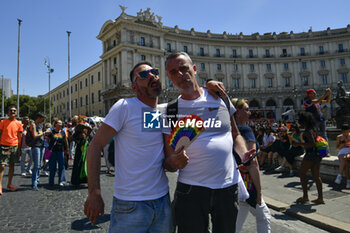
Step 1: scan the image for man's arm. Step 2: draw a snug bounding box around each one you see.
[163,133,188,172]
[84,123,117,225]
[321,88,332,104]
[17,131,22,155]
[205,80,227,99]
[30,123,44,139]
[311,88,332,105]
[17,131,22,146]
[230,115,252,160]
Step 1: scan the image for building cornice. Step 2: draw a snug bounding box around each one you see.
[99,8,350,46]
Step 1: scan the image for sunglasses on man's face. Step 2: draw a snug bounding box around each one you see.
[9,109,17,113]
[134,68,159,82]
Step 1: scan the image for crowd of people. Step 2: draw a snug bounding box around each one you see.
[1,51,350,233]
[0,109,98,194]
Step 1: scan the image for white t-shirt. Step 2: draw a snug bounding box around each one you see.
[104,97,169,201]
[263,133,275,147]
[163,88,239,189]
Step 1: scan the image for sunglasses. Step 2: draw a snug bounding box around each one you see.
[133,68,159,82]
[9,109,17,112]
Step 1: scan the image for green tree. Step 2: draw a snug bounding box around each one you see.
[2,95,50,119]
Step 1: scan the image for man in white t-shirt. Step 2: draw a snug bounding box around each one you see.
[83,62,172,232]
[163,52,254,233]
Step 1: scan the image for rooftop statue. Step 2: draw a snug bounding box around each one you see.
[119,5,127,14]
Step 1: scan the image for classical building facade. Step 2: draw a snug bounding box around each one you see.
[48,7,350,121]
[48,61,104,121]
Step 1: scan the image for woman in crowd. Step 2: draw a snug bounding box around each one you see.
[47,120,68,186]
[258,127,275,170]
[294,112,324,204]
[256,127,264,151]
[20,117,33,176]
[71,116,92,186]
[275,124,304,176]
[231,98,271,233]
[41,122,52,176]
[269,126,289,173]
[335,124,350,188]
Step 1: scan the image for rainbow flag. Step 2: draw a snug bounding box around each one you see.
[315,136,329,157]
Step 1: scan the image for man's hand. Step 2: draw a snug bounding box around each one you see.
[346,153,350,160]
[241,149,257,166]
[165,146,189,171]
[206,80,227,99]
[84,193,105,225]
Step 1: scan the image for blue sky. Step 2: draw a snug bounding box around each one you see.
[1,0,349,97]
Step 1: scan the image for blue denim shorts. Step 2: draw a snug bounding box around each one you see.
[109,193,173,233]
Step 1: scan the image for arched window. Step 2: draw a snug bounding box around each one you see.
[266,99,277,107]
[249,99,260,108]
[283,98,294,106]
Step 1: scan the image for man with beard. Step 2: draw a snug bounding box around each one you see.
[0,106,23,194]
[84,62,172,232]
[84,61,225,232]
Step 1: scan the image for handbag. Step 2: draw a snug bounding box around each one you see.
[44,138,58,160]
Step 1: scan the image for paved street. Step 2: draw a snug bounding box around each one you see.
[0,159,333,232]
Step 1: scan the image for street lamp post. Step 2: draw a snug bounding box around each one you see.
[67,31,72,121]
[16,19,22,118]
[1,75,4,117]
[44,58,54,123]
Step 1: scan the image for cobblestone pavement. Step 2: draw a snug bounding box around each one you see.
[0,160,114,233]
[0,159,330,233]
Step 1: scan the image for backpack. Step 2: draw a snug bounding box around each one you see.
[315,136,329,158]
[107,139,115,167]
[25,125,35,147]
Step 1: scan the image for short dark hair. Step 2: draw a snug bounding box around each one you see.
[298,112,316,129]
[341,124,350,131]
[129,61,153,83]
[165,52,193,67]
[35,112,46,120]
[8,105,16,111]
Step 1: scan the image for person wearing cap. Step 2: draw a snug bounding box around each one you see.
[304,88,332,140]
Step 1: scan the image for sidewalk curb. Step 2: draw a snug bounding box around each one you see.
[264,196,350,233]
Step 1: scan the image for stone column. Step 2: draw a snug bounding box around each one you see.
[276,96,283,121]
[160,56,166,88]
[121,50,128,85]
[107,58,111,87]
